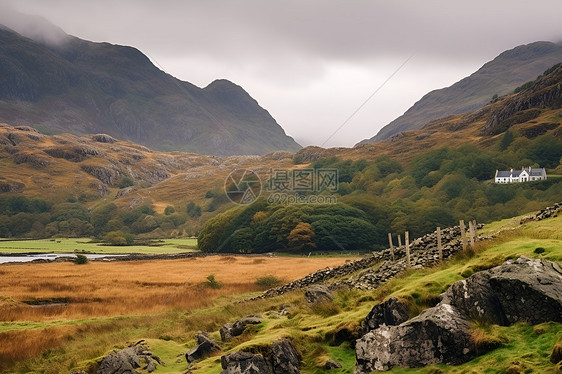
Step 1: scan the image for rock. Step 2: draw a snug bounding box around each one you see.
[96,343,162,374]
[220,351,272,374]
[270,339,300,374]
[360,297,409,336]
[92,134,117,143]
[186,332,221,363]
[305,285,333,304]
[220,322,234,342]
[323,359,342,370]
[220,339,300,374]
[442,256,562,325]
[230,315,262,336]
[115,186,135,199]
[355,303,474,372]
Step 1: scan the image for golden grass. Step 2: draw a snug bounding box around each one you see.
[0,256,356,321]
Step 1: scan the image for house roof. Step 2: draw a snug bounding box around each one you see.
[496,167,545,178]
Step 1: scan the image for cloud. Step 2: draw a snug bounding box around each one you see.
[2,0,562,146]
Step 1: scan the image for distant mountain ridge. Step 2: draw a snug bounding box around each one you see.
[357,41,562,145]
[0,19,300,156]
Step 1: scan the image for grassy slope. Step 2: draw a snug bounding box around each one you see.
[2,213,561,373]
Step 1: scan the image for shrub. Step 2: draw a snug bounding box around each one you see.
[203,274,222,289]
[75,254,88,264]
[534,247,546,254]
[255,275,284,289]
[118,176,134,188]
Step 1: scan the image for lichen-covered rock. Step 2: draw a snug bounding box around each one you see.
[355,303,474,373]
[186,331,221,363]
[220,351,272,374]
[305,285,333,304]
[220,338,300,374]
[360,297,409,336]
[442,256,562,325]
[96,343,162,374]
[220,322,234,342]
[230,315,262,337]
[270,339,300,374]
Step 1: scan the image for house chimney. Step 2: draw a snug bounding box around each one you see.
[510,168,513,172]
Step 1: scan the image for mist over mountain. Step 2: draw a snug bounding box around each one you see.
[357,41,562,145]
[0,15,300,156]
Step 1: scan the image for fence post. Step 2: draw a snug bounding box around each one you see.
[398,234,402,249]
[468,220,475,247]
[460,220,467,250]
[437,226,443,262]
[405,231,411,267]
[388,232,395,261]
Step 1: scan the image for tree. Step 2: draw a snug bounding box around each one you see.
[164,206,176,215]
[287,222,316,252]
[498,131,515,151]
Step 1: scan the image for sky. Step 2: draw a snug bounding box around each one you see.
[2,1,562,148]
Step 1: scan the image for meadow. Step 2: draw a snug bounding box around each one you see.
[0,237,198,254]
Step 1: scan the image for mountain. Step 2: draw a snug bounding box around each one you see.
[0,22,300,156]
[357,41,562,145]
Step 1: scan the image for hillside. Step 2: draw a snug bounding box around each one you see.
[357,41,562,145]
[0,23,300,156]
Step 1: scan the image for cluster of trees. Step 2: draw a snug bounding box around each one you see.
[198,134,562,253]
[0,196,204,241]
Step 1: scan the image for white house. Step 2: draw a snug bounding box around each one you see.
[494,166,547,183]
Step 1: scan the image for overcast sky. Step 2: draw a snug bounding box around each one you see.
[2,1,562,147]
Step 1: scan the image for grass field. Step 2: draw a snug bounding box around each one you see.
[1,213,561,373]
[0,238,198,254]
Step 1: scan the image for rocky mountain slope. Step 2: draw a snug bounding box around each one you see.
[358,41,562,145]
[0,22,300,156]
[0,124,294,211]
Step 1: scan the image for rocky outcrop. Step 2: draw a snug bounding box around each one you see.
[304,285,333,304]
[359,297,409,336]
[442,256,562,325]
[482,64,562,136]
[186,332,221,363]
[96,342,162,374]
[355,256,562,372]
[80,164,122,186]
[220,338,300,374]
[220,315,262,342]
[356,303,474,372]
[92,134,117,143]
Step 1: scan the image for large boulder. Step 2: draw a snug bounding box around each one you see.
[270,339,300,374]
[220,351,272,374]
[230,315,263,337]
[442,256,562,325]
[360,297,410,336]
[186,332,221,363]
[220,338,300,374]
[355,303,474,373]
[97,343,162,374]
[355,256,562,372]
[304,285,333,304]
[220,322,234,342]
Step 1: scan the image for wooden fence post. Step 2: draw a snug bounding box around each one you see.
[468,220,475,247]
[398,234,402,249]
[405,231,411,267]
[460,220,467,250]
[388,233,395,260]
[437,226,443,262]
